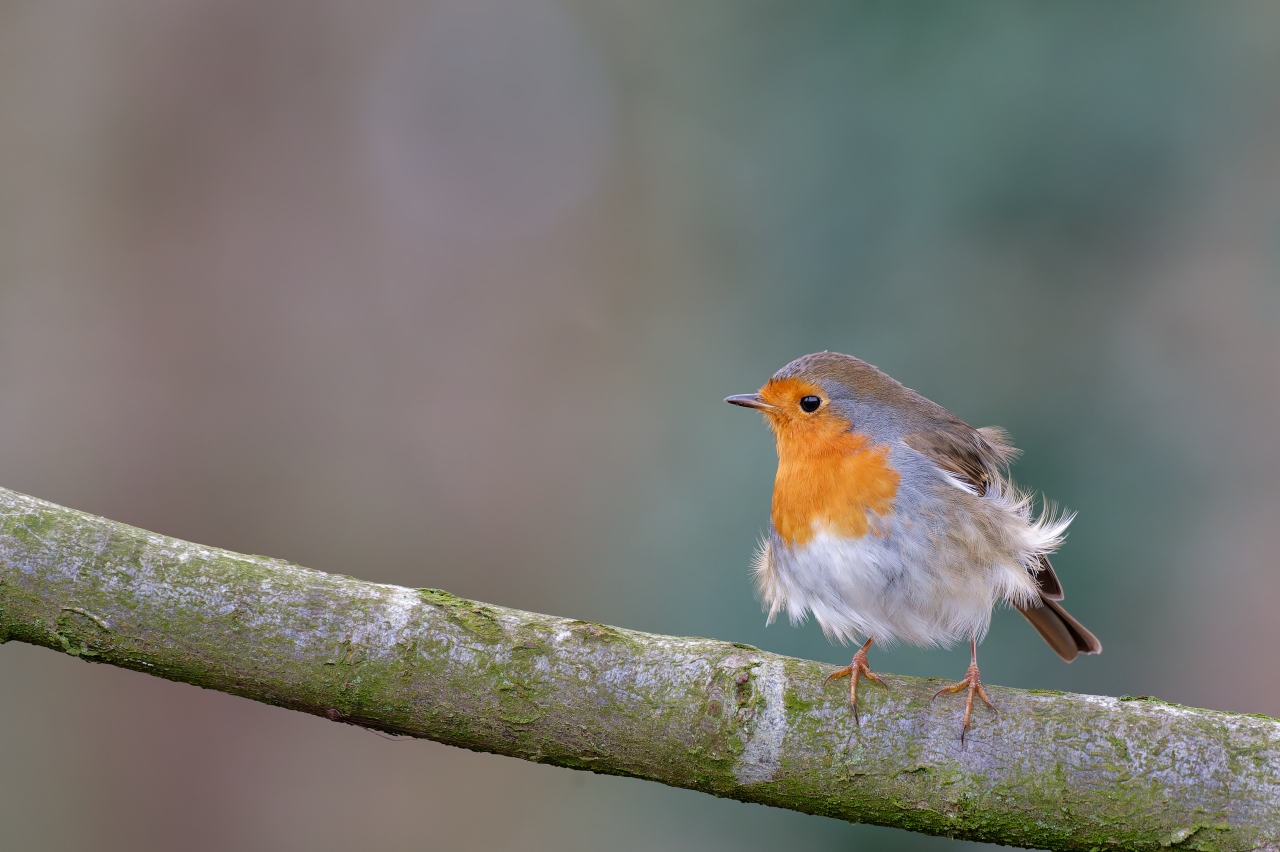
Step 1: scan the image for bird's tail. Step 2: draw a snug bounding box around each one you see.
[1017,596,1102,662]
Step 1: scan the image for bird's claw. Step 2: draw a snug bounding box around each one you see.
[825,646,887,726]
[931,661,996,742]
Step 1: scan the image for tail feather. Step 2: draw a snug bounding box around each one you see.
[1017,596,1101,662]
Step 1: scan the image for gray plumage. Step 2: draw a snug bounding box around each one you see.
[752,352,1100,661]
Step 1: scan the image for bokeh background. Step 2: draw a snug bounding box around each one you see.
[3,1,1280,849]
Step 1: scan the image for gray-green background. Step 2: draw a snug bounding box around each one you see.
[4,2,1280,849]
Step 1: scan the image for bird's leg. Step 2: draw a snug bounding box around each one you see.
[931,638,996,741]
[823,637,887,725]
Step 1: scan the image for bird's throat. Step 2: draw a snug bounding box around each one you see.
[771,430,899,547]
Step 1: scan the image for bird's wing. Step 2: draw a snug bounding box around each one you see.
[903,423,1063,596]
[902,423,1017,498]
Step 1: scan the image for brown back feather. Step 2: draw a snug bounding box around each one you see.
[902,423,1017,498]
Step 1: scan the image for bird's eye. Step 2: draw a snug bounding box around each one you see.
[799,395,821,413]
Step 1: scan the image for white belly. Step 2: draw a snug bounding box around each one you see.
[754,487,1056,648]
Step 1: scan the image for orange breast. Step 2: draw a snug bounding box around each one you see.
[759,378,899,547]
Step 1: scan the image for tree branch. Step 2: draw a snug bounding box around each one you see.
[0,486,1276,850]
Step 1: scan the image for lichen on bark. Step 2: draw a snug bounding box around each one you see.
[1,485,1278,850]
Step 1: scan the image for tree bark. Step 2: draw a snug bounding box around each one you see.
[0,486,1277,850]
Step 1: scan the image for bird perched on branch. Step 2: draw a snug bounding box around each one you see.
[726,352,1099,738]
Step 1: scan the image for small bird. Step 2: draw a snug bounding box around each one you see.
[726,352,1099,737]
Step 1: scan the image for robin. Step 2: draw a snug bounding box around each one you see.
[726,351,1100,737]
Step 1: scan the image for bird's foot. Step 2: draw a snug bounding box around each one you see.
[824,644,886,725]
[931,661,996,741]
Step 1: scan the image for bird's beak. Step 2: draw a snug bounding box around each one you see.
[724,393,774,411]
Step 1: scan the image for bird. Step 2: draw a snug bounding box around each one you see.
[726,351,1100,738]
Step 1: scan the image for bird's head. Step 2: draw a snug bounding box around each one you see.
[725,351,926,446]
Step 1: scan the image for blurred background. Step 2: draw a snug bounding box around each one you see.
[3,1,1280,849]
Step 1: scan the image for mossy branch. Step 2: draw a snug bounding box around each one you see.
[0,486,1277,850]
